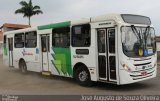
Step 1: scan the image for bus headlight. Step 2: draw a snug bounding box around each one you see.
[122,64,131,72]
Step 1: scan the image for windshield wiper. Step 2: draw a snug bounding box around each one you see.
[131,25,143,47]
[131,25,150,49]
[144,26,150,48]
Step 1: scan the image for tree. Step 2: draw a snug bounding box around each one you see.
[15,0,43,25]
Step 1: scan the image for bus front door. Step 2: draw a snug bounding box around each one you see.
[40,34,50,75]
[8,38,13,67]
[97,28,117,82]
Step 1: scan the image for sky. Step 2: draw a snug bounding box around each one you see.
[0,0,160,35]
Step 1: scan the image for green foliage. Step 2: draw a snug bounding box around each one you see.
[15,0,43,25]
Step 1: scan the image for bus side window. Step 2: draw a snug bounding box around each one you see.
[72,24,91,47]
[25,31,37,48]
[52,27,70,48]
[14,33,24,48]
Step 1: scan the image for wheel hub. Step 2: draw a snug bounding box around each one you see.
[79,71,88,82]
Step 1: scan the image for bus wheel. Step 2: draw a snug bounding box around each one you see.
[75,67,92,86]
[20,60,27,73]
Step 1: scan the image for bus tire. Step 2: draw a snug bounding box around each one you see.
[75,66,92,86]
[19,60,27,73]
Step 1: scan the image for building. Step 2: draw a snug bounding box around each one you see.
[0,23,30,55]
[0,23,31,32]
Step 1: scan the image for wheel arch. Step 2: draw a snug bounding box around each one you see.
[19,58,25,68]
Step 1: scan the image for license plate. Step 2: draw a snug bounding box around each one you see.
[141,71,147,76]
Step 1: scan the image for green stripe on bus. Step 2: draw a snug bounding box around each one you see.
[38,21,71,30]
[51,47,72,76]
[3,48,8,56]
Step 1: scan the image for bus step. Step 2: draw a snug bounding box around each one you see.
[42,71,51,76]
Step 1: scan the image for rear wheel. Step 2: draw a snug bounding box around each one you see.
[75,67,92,86]
[19,60,27,73]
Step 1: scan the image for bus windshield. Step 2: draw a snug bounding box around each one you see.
[121,26,156,57]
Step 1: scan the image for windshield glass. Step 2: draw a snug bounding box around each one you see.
[121,26,156,57]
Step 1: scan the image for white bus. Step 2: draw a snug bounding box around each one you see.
[3,14,157,86]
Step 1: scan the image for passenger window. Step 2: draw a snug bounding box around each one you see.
[52,27,70,48]
[72,24,91,47]
[8,38,13,51]
[98,30,105,53]
[41,35,50,52]
[14,33,24,48]
[25,31,37,48]
[108,29,115,53]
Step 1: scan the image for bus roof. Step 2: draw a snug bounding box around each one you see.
[38,21,71,30]
[4,13,151,35]
[37,14,122,30]
[71,13,151,25]
[4,27,37,35]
